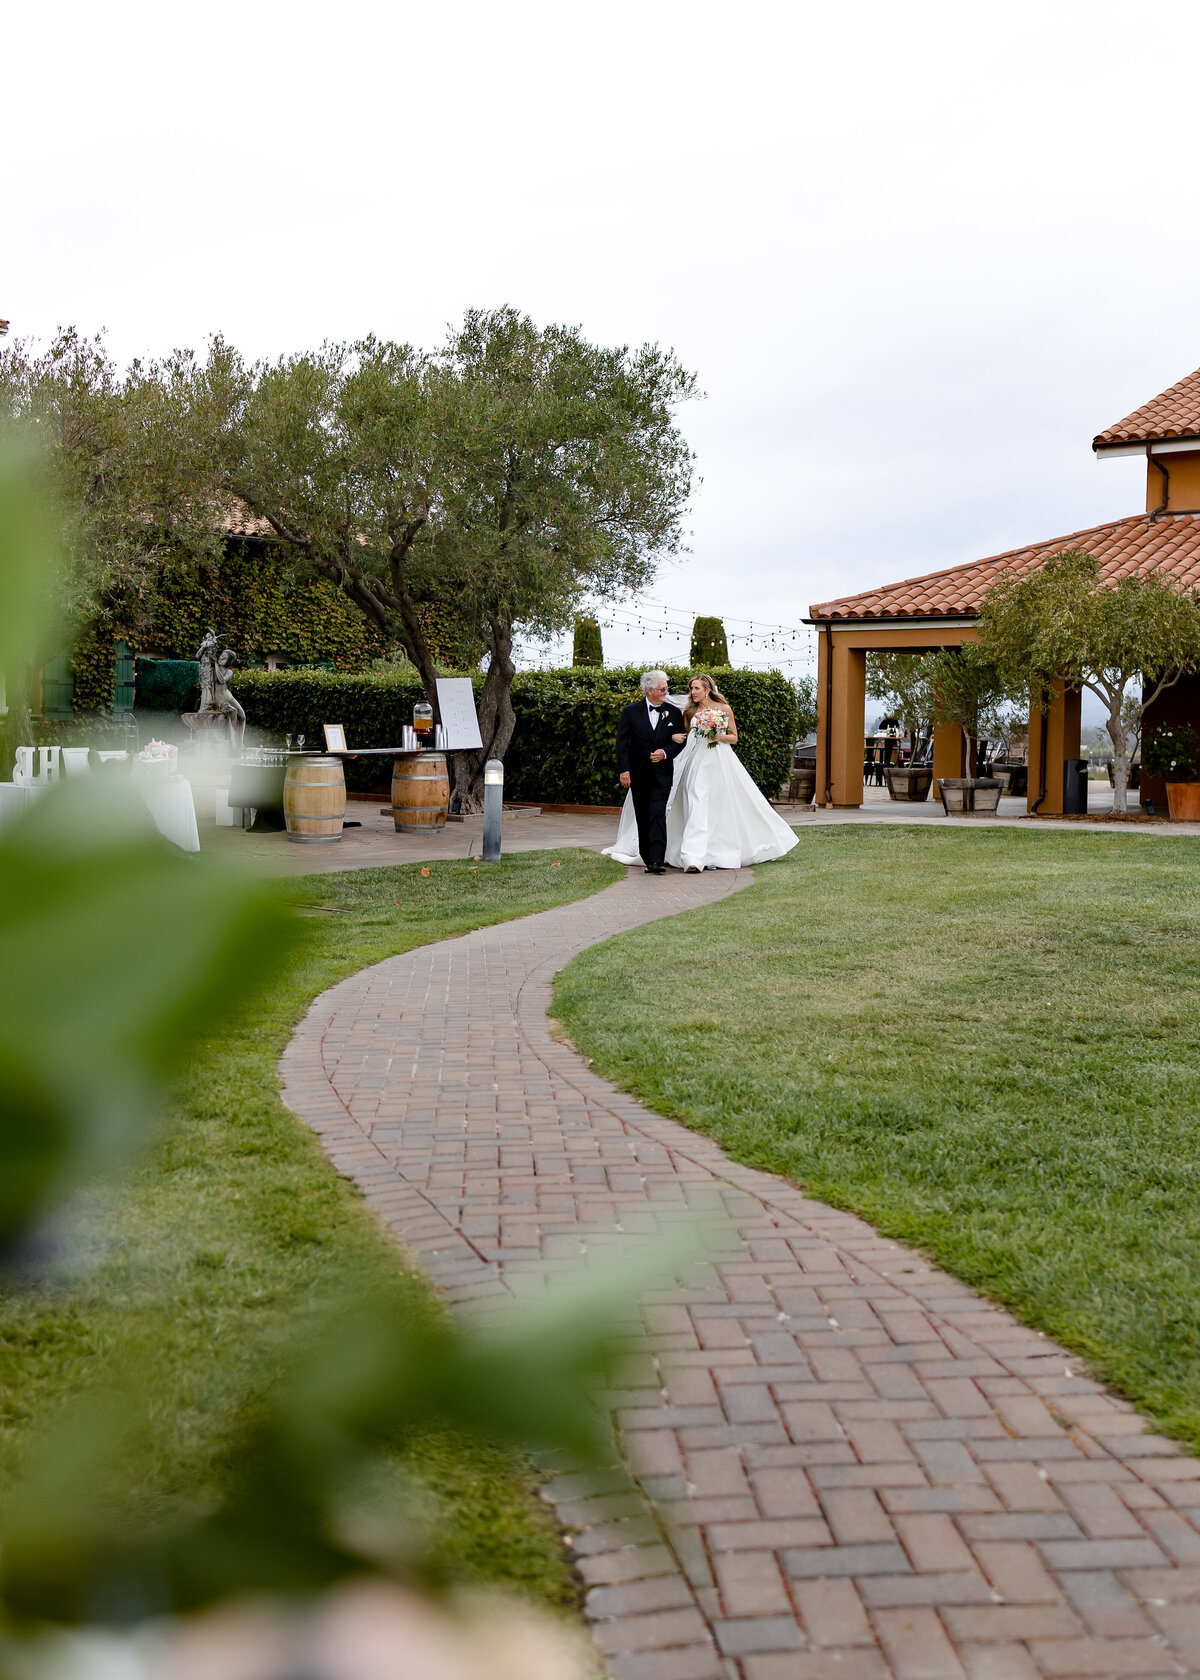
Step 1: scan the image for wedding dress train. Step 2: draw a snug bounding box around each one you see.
[603,731,798,869]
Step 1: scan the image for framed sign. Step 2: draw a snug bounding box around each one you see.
[435,678,484,750]
[323,723,347,753]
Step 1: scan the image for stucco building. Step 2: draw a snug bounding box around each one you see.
[805,365,1200,814]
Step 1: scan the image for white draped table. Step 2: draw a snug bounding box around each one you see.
[134,772,201,852]
[0,774,200,852]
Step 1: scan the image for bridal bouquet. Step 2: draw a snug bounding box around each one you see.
[693,707,729,748]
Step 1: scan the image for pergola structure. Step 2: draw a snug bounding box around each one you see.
[805,365,1200,813]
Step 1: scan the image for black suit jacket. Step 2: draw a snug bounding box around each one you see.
[616,699,687,783]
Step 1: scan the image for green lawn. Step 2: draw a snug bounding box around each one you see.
[0,847,622,1613]
[554,825,1200,1448]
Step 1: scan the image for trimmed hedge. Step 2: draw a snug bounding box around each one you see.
[136,658,201,713]
[231,665,798,801]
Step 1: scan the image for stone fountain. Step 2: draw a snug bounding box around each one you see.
[181,629,246,753]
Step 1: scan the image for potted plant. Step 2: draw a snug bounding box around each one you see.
[867,656,935,802]
[1142,725,1200,820]
[921,645,1021,815]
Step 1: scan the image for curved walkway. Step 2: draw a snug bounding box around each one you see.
[282,867,1200,1680]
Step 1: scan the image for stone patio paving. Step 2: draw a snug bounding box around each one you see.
[199,781,1200,877]
[280,863,1200,1679]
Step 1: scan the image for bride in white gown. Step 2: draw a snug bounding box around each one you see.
[604,674,799,870]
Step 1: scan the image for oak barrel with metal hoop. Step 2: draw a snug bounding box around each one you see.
[284,755,346,843]
[392,752,449,833]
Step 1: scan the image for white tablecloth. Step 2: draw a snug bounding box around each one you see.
[0,783,48,826]
[137,776,201,852]
[0,776,199,852]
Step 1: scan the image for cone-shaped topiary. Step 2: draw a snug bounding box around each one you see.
[690,616,729,666]
[573,615,604,667]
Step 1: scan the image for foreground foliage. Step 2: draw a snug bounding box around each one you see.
[0,849,623,1622]
[555,825,1200,1448]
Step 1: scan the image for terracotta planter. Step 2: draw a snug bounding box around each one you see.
[1165,781,1200,821]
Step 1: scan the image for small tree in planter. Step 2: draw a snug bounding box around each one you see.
[867,651,935,759]
[1143,725,1200,820]
[977,550,1200,815]
[922,642,1022,778]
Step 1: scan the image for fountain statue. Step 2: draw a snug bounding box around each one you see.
[182,629,246,752]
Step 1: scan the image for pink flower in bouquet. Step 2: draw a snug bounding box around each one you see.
[692,707,729,747]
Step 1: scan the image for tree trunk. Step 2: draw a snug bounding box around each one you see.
[450,619,516,813]
[1107,705,1131,815]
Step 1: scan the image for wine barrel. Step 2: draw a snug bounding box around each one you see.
[284,755,346,843]
[392,752,449,833]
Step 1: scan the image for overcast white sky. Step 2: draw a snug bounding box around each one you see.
[6,0,1198,682]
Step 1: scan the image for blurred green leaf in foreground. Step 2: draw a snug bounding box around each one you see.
[0,440,680,1678]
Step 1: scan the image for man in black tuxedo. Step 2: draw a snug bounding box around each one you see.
[616,670,687,874]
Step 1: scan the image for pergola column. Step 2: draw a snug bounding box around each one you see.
[1026,682,1081,814]
[815,633,866,807]
[932,724,966,784]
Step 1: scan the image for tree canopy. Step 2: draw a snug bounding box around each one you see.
[922,643,1022,761]
[2,312,698,802]
[0,329,219,758]
[167,309,696,802]
[866,652,935,748]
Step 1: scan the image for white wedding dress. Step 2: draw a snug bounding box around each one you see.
[603,717,799,870]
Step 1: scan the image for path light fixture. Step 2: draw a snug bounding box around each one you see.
[482,758,504,862]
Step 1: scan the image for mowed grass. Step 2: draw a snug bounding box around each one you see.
[554,825,1200,1448]
[0,847,623,1611]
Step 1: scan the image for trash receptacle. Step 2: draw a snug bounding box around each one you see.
[1064,758,1089,815]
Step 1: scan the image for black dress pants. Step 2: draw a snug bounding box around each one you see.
[630,773,670,868]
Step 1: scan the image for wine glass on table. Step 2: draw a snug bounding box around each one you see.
[297,734,306,753]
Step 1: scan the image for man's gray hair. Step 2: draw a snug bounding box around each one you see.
[640,670,669,693]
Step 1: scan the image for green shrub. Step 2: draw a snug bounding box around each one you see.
[690,616,729,666]
[1143,725,1200,782]
[572,616,604,667]
[232,665,796,801]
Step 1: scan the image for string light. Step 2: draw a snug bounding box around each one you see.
[513,595,819,673]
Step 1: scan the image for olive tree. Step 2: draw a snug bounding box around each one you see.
[0,330,217,761]
[976,550,1200,814]
[866,651,935,755]
[434,309,696,805]
[793,671,817,739]
[181,312,696,806]
[921,643,1023,771]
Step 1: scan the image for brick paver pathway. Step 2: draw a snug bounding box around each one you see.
[281,866,1200,1680]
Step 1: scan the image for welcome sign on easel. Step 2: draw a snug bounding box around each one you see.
[435,678,484,750]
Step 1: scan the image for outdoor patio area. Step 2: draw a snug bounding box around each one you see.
[183,780,1200,876]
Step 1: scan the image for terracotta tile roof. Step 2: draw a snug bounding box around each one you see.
[1094,367,1200,447]
[809,512,1200,622]
[220,499,274,537]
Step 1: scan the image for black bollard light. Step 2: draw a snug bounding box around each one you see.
[482,758,503,862]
